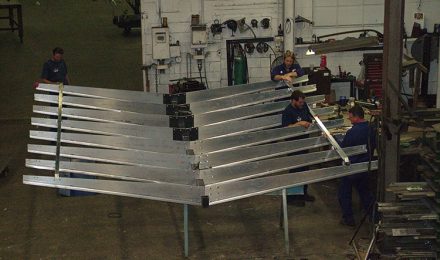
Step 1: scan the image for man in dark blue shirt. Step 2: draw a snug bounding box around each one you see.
[41,47,70,85]
[281,90,315,205]
[271,50,305,82]
[338,105,376,227]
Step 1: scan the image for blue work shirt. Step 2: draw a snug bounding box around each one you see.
[281,103,312,127]
[271,63,305,81]
[341,121,376,163]
[41,59,69,85]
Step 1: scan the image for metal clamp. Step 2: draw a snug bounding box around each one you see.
[307,104,350,165]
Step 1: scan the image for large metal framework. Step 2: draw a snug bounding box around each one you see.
[24,77,377,255]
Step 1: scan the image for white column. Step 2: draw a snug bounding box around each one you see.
[283,0,295,52]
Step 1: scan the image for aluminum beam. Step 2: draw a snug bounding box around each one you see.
[36,85,316,116]
[33,105,170,127]
[31,118,174,140]
[207,161,378,205]
[198,136,330,168]
[28,144,194,170]
[26,159,195,185]
[36,76,309,105]
[35,94,168,115]
[193,119,343,154]
[184,76,309,103]
[188,84,317,115]
[200,146,367,185]
[193,96,329,126]
[37,84,165,104]
[29,131,188,154]
[197,106,334,139]
[23,175,204,205]
[307,104,349,165]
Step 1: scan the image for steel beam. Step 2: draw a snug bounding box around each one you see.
[381,0,404,202]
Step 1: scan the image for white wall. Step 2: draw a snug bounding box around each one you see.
[141,0,283,93]
[141,0,440,96]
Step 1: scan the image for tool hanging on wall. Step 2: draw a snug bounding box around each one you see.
[210,19,223,36]
[260,18,270,29]
[244,42,255,54]
[256,42,269,53]
[251,19,258,28]
[224,19,238,36]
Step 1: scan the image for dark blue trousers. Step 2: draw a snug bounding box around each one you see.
[338,172,374,222]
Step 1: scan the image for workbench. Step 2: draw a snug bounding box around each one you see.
[0,0,23,43]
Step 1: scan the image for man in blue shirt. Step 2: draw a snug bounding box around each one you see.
[41,47,70,85]
[338,105,376,227]
[281,90,315,205]
[271,50,305,82]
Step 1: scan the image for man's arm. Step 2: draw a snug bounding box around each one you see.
[288,121,311,128]
[294,64,305,77]
[40,62,53,83]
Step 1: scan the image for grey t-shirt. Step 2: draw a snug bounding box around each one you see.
[41,59,68,84]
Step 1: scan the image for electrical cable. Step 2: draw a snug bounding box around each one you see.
[154,65,158,93]
[243,23,257,38]
[265,42,277,57]
[203,58,209,89]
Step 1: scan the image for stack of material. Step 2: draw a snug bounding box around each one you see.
[23,76,377,206]
[376,182,439,259]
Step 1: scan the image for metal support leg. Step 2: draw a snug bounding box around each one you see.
[282,189,290,255]
[184,204,189,257]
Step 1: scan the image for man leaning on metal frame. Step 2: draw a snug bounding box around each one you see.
[41,47,70,85]
[281,90,316,206]
[338,105,376,227]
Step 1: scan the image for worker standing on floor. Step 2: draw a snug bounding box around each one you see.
[338,105,376,227]
[281,90,315,206]
[271,50,305,82]
[41,47,70,85]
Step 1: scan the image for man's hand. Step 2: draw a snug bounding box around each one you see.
[282,74,293,82]
[295,121,311,128]
[286,71,298,78]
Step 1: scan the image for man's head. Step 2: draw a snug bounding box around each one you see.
[348,105,365,124]
[52,47,64,62]
[283,50,296,68]
[290,90,306,109]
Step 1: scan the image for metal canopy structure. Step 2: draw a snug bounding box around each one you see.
[24,78,376,206]
[23,77,377,255]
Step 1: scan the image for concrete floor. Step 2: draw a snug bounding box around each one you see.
[0,1,371,259]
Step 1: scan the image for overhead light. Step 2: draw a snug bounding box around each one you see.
[306,48,315,55]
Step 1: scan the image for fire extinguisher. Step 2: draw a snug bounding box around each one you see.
[320,54,327,69]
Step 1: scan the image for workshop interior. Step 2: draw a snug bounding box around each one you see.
[1,0,440,259]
